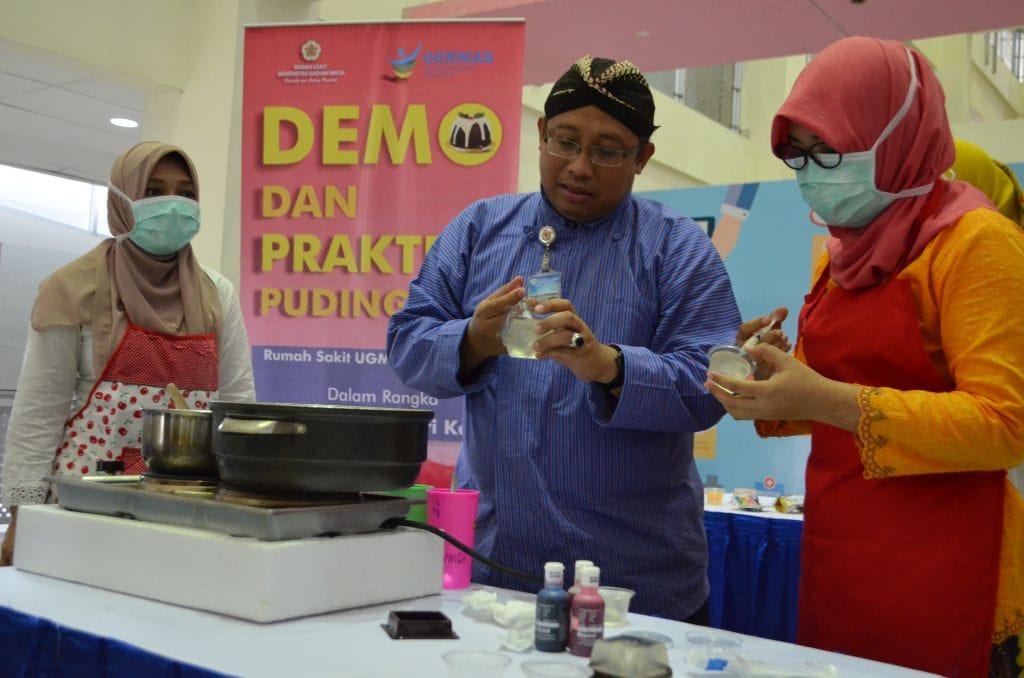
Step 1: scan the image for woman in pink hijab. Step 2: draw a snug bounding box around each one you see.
[0,142,255,565]
[707,37,1024,676]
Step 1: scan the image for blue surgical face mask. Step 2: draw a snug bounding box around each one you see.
[108,183,200,256]
[795,50,933,229]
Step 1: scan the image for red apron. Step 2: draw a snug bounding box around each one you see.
[51,325,219,483]
[796,270,1004,676]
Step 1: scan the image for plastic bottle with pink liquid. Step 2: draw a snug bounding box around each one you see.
[568,565,604,657]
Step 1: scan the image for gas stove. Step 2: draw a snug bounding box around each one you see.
[14,476,444,622]
[52,475,416,541]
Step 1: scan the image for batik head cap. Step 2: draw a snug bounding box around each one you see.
[544,55,658,140]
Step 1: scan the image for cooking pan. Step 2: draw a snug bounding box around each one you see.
[209,401,432,494]
[142,408,217,476]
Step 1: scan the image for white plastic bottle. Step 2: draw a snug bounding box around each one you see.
[567,559,593,601]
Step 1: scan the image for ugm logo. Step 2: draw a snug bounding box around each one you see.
[387,42,423,82]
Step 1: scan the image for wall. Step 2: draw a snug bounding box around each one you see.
[2,3,1021,284]
[0,206,106,390]
[0,2,1022,494]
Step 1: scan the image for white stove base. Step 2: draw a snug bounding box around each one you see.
[14,504,443,622]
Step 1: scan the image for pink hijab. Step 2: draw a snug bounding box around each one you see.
[31,142,222,375]
[772,37,992,290]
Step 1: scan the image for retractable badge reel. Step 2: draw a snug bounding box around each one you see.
[527,225,562,309]
[501,226,561,358]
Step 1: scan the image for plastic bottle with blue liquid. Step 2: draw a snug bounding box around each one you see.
[534,561,569,652]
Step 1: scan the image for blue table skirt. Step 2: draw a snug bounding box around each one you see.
[0,606,225,678]
[704,510,802,643]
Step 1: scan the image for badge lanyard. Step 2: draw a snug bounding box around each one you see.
[527,225,561,305]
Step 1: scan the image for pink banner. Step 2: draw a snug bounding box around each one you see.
[240,21,524,426]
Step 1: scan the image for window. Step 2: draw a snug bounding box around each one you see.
[648,63,744,134]
[986,29,1024,82]
[0,163,109,236]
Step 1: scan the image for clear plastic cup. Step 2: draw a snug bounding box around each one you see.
[442,650,511,677]
[598,586,636,626]
[703,487,725,505]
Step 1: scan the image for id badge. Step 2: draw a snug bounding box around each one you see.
[527,270,561,304]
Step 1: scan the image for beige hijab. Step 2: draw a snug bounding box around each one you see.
[31,141,223,375]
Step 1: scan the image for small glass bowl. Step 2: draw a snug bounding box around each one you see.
[520,659,592,677]
[708,344,756,380]
[684,629,743,649]
[442,650,511,677]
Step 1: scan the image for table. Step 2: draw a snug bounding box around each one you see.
[0,568,938,677]
[704,505,803,643]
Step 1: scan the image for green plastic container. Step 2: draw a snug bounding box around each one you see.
[379,484,432,523]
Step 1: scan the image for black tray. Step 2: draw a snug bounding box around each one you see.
[381,610,459,639]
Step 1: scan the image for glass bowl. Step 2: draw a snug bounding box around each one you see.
[442,650,511,677]
[708,344,756,380]
[684,629,743,649]
[520,659,592,677]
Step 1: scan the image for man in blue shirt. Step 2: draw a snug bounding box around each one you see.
[386,55,740,622]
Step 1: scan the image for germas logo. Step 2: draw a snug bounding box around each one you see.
[422,50,494,65]
[385,42,422,82]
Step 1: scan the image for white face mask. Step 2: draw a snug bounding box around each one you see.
[796,50,933,229]
[109,183,201,256]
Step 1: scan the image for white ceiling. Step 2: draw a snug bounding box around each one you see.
[407,0,1024,85]
[2,2,1024,187]
[0,39,144,185]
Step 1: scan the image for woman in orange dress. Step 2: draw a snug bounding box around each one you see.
[707,37,1024,677]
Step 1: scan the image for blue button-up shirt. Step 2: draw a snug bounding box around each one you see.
[387,191,740,620]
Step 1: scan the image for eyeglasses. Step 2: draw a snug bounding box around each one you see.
[543,134,640,168]
[774,143,843,170]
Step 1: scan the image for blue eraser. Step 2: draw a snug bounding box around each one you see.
[704,657,729,671]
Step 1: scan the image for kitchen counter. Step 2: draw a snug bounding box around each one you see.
[0,568,939,677]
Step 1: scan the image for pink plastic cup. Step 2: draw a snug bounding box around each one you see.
[426,488,480,589]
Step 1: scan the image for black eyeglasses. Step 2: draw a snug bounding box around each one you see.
[543,134,640,168]
[774,142,843,170]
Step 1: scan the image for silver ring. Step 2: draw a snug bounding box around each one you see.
[570,332,584,348]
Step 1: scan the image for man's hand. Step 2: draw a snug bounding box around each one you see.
[459,277,525,379]
[531,299,620,386]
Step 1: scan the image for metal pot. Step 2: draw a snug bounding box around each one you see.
[142,408,217,476]
[209,401,432,494]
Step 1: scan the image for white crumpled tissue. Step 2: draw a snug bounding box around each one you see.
[461,589,536,652]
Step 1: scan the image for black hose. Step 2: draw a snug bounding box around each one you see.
[379,517,544,586]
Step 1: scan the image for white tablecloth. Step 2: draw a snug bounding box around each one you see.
[0,568,939,677]
[703,502,805,521]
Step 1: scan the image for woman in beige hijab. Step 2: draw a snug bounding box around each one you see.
[0,142,255,565]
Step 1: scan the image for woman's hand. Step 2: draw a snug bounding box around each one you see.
[705,344,861,431]
[736,307,791,380]
[1,508,17,567]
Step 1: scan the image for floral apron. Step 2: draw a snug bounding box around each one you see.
[51,324,218,486]
[796,270,1004,677]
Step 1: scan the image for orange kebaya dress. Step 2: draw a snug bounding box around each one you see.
[760,207,1024,676]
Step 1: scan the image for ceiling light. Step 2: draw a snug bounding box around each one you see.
[109,117,138,128]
